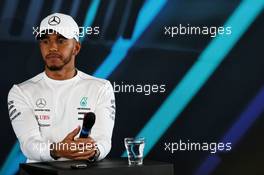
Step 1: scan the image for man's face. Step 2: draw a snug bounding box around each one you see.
[39,33,80,71]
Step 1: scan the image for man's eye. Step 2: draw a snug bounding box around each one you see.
[41,39,48,44]
[58,39,65,44]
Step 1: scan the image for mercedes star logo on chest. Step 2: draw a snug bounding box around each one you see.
[36,98,46,108]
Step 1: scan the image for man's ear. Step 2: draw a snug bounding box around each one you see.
[73,41,81,56]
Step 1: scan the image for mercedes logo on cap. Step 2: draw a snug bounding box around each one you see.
[48,16,60,26]
[36,98,46,108]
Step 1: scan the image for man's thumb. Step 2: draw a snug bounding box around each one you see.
[67,126,80,140]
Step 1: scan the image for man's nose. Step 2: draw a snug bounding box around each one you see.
[49,41,58,51]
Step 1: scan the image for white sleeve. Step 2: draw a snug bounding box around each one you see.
[8,85,53,162]
[91,81,115,160]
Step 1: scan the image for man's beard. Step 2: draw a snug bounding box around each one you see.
[46,55,72,71]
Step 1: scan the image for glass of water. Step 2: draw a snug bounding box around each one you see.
[124,137,145,165]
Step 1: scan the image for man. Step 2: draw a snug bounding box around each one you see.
[7,13,115,162]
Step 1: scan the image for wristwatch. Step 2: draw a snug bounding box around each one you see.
[87,148,100,162]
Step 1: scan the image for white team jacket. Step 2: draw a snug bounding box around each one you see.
[7,70,115,162]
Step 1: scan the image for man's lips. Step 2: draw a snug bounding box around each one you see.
[46,53,62,60]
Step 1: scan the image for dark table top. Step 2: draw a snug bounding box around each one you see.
[20,158,174,175]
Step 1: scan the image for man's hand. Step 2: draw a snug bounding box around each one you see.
[50,126,96,160]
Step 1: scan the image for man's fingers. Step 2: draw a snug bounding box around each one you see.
[71,148,95,157]
[66,126,80,140]
[71,150,96,160]
[62,142,96,154]
[75,137,94,142]
[72,156,93,160]
[74,138,95,145]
